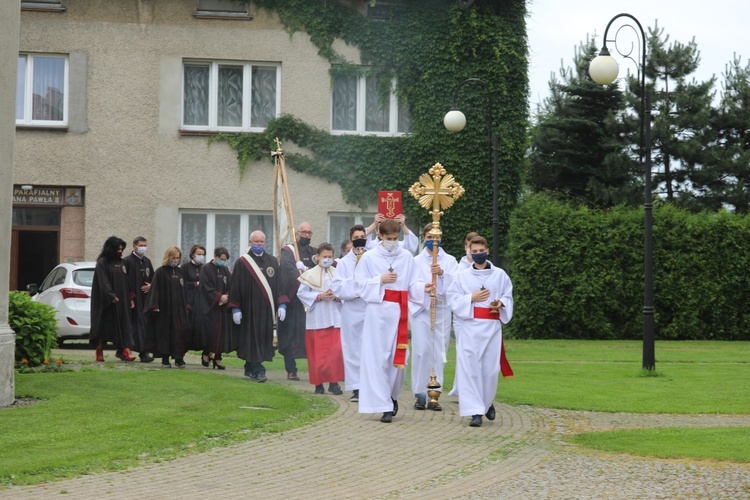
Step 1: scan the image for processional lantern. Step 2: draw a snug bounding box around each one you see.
[408,163,465,407]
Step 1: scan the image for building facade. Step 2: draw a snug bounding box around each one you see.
[14,0,386,290]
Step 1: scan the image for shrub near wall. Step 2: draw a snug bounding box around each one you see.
[9,291,58,367]
[507,194,750,340]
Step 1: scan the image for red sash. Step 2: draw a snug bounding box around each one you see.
[384,289,409,369]
[473,306,514,378]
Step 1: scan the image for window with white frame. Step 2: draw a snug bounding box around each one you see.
[16,54,68,127]
[182,61,279,132]
[331,73,411,136]
[179,210,274,269]
[194,0,251,19]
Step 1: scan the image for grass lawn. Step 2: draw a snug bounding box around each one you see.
[1,367,334,487]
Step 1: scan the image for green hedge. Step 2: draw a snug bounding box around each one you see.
[506,194,750,340]
[9,291,58,367]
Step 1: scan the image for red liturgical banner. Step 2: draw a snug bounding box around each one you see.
[378,191,403,219]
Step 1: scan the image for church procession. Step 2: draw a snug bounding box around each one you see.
[91,146,514,428]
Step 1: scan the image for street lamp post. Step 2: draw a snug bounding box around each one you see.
[443,78,500,266]
[589,13,655,371]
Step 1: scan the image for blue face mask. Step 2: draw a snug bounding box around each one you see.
[472,252,488,265]
[425,240,441,252]
[216,259,226,267]
[250,244,265,255]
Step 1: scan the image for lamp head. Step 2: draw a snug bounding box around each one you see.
[589,46,619,85]
[443,109,467,132]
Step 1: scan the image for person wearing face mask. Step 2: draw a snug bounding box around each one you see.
[329,224,368,402]
[365,213,419,255]
[409,224,459,411]
[144,246,192,368]
[181,244,206,325]
[123,236,155,363]
[229,230,286,383]
[196,247,232,370]
[277,222,316,381]
[354,219,425,423]
[297,243,345,395]
[447,236,514,428]
[449,231,480,397]
[90,236,136,363]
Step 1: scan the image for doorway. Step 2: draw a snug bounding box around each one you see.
[10,207,61,292]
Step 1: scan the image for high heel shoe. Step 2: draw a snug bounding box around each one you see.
[95,346,104,362]
[201,354,210,367]
[211,358,225,370]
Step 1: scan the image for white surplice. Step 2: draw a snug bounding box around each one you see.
[354,243,422,414]
[408,247,458,396]
[329,250,366,391]
[447,263,513,417]
[297,266,340,329]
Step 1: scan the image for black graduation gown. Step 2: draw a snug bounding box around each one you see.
[276,244,315,359]
[196,261,232,354]
[89,257,134,348]
[228,251,283,363]
[122,252,155,353]
[180,261,202,321]
[144,265,192,358]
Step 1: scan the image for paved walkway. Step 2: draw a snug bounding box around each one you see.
[4,359,750,498]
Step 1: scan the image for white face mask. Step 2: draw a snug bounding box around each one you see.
[320,257,333,268]
[136,246,147,256]
[194,255,205,265]
[169,259,180,268]
[382,240,399,252]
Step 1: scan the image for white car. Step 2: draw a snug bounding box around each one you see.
[30,262,96,346]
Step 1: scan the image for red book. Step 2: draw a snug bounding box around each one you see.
[378,191,403,219]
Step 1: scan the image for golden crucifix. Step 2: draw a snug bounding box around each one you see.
[408,163,464,408]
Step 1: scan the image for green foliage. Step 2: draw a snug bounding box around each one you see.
[8,291,58,367]
[507,194,750,340]
[212,0,529,257]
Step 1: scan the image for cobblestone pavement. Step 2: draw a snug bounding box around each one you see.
[4,360,750,499]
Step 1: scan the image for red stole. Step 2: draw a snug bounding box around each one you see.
[383,289,409,369]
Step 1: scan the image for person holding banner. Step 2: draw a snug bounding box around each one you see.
[229,231,287,383]
[354,219,426,423]
[409,224,458,411]
[447,236,514,428]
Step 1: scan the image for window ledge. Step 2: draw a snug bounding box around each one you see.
[193,12,253,20]
[21,3,66,12]
[16,125,68,132]
[179,129,264,137]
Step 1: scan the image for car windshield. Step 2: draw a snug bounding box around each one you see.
[72,269,95,287]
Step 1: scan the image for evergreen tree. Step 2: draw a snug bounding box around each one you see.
[528,39,640,206]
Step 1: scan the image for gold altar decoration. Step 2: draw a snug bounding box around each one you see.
[408,163,464,407]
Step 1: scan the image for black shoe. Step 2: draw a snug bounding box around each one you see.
[350,390,359,402]
[175,359,186,369]
[314,384,325,394]
[414,393,426,410]
[139,353,154,363]
[257,374,268,383]
[392,398,399,417]
[245,371,258,380]
[380,411,393,423]
[161,361,172,369]
[201,354,210,367]
[427,402,442,411]
[469,415,483,427]
[485,404,496,421]
[328,383,343,395]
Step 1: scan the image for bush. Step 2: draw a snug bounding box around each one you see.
[9,291,58,367]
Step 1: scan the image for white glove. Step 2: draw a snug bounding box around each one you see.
[232,311,242,325]
[277,307,287,322]
[295,261,306,271]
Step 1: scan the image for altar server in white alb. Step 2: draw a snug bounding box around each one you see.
[329,224,368,403]
[447,236,513,428]
[297,243,345,396]
[365,213,419,254]
[409,224,458,411]
[355,219,426,423]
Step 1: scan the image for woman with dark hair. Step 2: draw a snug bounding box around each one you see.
[145,246,192,368]
[196,246,232,369]
[90,235,135,362]
[181,244,206,321]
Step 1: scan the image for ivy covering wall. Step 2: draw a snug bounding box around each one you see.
[212,0,529,258]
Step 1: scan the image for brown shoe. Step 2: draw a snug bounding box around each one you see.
[287,372,300,381]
